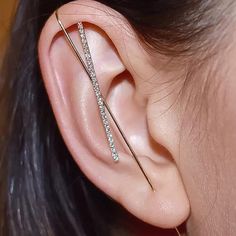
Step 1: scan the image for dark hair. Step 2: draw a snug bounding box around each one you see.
[0,0,229,235]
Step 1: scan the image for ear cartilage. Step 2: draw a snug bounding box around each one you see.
[78,22,119,162]
[55,10,154,191]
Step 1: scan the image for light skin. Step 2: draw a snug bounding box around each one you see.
[38,0,236,235]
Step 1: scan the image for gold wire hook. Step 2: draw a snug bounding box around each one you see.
[175,227,181,236]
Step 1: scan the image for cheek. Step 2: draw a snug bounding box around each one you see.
[222,76,236,156]
[180,68,236,233]
[178,117,220,232]
[219,72,236,194]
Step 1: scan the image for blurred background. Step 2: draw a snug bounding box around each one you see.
[0,1,17,134]
[0,0,17,64]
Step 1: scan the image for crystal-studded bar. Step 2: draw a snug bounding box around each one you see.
[78,22,119,162]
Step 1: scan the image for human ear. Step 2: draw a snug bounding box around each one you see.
[38,0,190,229]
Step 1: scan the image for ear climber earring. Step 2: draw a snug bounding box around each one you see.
[55,10,154,191]
[55,11,181,236]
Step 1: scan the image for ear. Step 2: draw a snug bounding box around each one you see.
[38,0,190,229]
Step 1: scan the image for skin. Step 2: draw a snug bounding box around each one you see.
[38,0,236,235]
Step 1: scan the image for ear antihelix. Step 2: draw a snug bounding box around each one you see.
[55,10,182,235]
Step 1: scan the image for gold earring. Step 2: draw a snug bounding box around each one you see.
[55,10,182,236]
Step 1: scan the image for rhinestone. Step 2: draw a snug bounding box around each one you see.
[94,86,99,92]
[103,119,108,125]
[95,90,100,97]
[101,114,106,120]
[100,109,106,116]
[112,153,119,162]
[91,73,96,78]
[109,142,114,148]
[86,55,91,60]
[108,136,113,143]
[105,126,110,132]
[106,130,111,136]
[78,27,83,34]
[100,105,105,112]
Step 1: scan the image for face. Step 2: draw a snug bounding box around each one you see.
[182,41,236,235]
[147,24,236,235]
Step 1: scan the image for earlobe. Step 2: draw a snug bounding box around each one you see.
[38,0,190,229]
